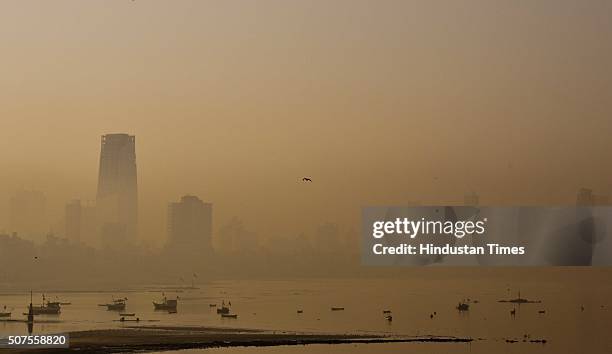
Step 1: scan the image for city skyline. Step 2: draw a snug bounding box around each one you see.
[0,2,610,352]
[0,0,611,246]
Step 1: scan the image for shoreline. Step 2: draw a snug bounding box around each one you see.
[8,326,473,353]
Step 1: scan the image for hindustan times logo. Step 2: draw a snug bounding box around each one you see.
[372,218,488,239]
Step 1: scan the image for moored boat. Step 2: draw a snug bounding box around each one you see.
[456,302,469,311]
[30,295,61,315]
[216,306,230,314]
[153,294,178,311]
[105,297,127,311]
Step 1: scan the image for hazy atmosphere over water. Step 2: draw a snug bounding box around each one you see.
[1,2,612,353]
[1,0,611,247]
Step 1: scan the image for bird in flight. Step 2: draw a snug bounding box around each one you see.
[302,177,312,182]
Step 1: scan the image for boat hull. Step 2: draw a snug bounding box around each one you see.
[31,307,60,315]
[216,306,230,314]
[153,299,177,310]
[106,303,126,311]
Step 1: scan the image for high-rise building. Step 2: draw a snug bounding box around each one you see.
[9,190,46,241]
[96,134,138,243]
[167,195,212,252]
[64,199,96,244]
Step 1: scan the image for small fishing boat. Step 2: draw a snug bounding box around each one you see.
[331,307,345,311]
[118,317,140,322]
[297,310,303,314]
[105,298,127,311]
[153,294,178,311]
[49,297,71,306]
[107,302,125,311]
[31,295,61,315]
[221,313,238,318]
[498,291,541,304]
[457,302,469,312]
[217,306,230,314]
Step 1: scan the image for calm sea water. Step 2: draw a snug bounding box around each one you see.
[1,273,611,353]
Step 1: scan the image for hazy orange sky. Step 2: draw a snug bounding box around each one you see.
[1,0,611,245]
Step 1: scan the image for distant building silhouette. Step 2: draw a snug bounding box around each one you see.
[96,134,138,243]
[167,195,212,253]
[65,200,82,242]
[64,199,96,244]
[9,190,46,241]
[217,217,258,254]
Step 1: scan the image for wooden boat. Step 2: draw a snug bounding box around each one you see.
[105,298,127,311]
[221,313,237,318]
[331,307,345,311]
[153,295,178,311]
[217,306,230,314]
[456,302,469,311]
[498,291,541,304]
[107,302,125,311]
[31,295,61,315]
[118,317,140,322]
[31,305,60,315]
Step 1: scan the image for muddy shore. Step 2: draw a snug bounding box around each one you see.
[6,325,472,353]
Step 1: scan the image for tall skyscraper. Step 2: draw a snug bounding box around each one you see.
[167,195,212,252]
[96,134,138,243]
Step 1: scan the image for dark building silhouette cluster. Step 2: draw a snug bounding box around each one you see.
[167,195,213,253]
[6,133,217,255]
